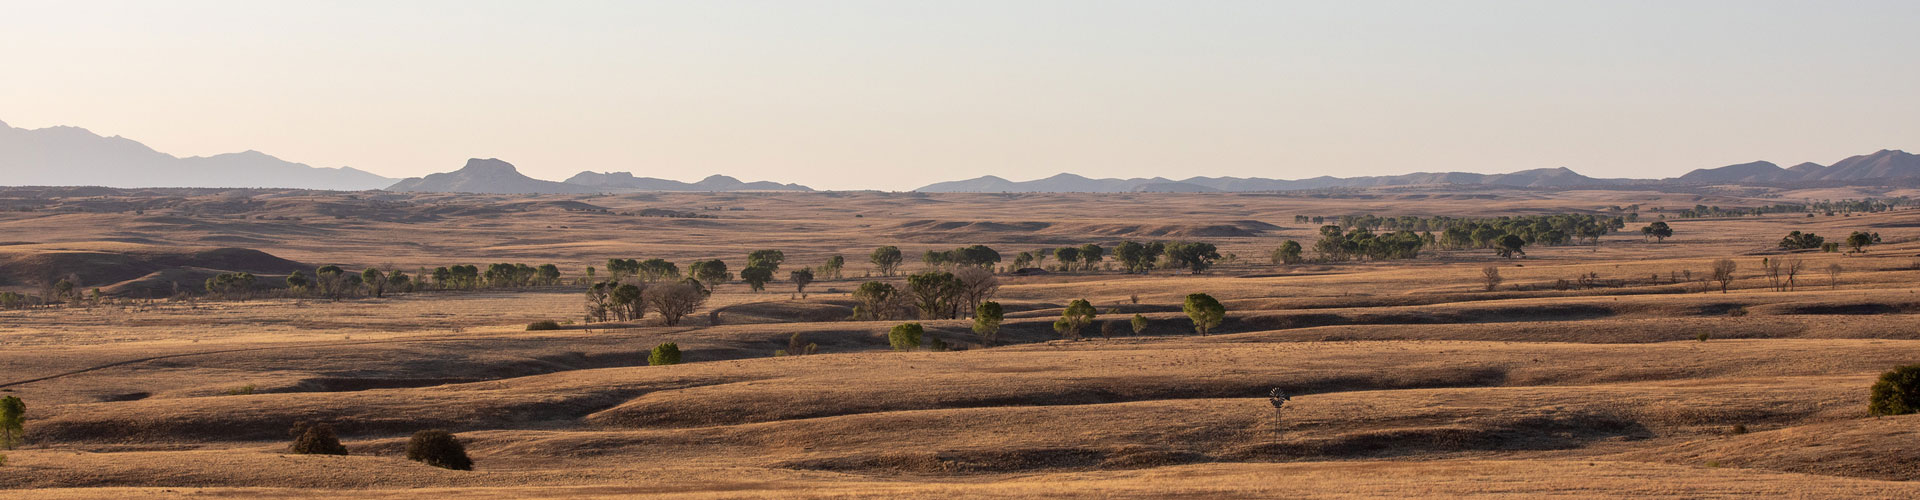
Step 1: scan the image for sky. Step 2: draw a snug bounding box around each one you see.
[3,0,1919,191]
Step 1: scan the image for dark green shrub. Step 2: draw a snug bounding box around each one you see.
[526,320,561,331]
[889,323,923,351]
[288,421,349,455]
[1868,364,1920,416]
[649,343,682,366]
[1183,293,1225,334]
[0,396,22,450]
[405,429,472,470]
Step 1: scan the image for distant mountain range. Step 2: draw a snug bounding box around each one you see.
[0,119,394,190]
[916,150,1920,193]
[385,159,813,194]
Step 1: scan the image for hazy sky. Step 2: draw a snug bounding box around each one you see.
[4,1,1919,190]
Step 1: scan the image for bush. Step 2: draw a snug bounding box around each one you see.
[405,429,473,470]
[649,343,682,366]
[1868,364,1920,416]
[526,320,561,331]
[288,421,349,455]
[0,396,20,450]
[889,323,924,351]
[1131,314,1149,334]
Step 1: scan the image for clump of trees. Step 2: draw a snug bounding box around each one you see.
[1868,364,1920,416]
[852,281,903,320]
[1053,299,1096,339]
[650,343,683,365]
[1640,221,1673,242]
[406,430,473,470]
[1113,241,1166,273]
[1313,226,1425,261]
[1846,231,1881,253]
[1269,240,1304,265]
[288,421,349,456]
[1778,231,1825,250]
[647,280,708,326]
[1183,293,1225,334]
[889,323,924,351]
[204,272,257,299]
[583,278,707,325]
[900,268,1000,320]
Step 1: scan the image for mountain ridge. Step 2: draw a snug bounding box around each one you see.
[0,120,395,190]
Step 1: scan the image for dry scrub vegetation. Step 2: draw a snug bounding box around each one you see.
[3,186,1920,498]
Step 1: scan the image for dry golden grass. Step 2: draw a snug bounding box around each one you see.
[4,186,1920,497]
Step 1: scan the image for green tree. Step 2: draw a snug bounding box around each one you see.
[789,268,815,296]
[286,271,310,292]
[889,322,924,351]
[819,255,846,279]
[1846,231,1877,253]
[649,343,683,365]
[1053,247,1080,272]
[1641,221,1673,242]
[1271,240,1304,265]
[852,281,900,320]
[1113,241,1152,273]
[1494,234,1527,259]
[1164,242,1221,272]
[406,430,473,471]
[638,259,680,282]
[1777,231,1824,250]
[740,264,775,292]
[361,268,387,298]
[973,301,1004,345]
[0,396,22,450]
[1183,293,1226,334]
[535,264,562,285]
[906,271,961,319]
[1130,313,1149,334]
[1869,364,1920,416]
[871,246,904,276]
[1078,243,1105,271]
[1054,299,1096,339]
[691,259,732,289]
[747,249,786,271]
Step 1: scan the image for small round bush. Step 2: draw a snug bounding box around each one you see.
[405,429,473,471]
[526,320,561,331]
[1868,364,1920,416]
[288,421,348,456]
[649,343,682,366]
[889,323,923,351]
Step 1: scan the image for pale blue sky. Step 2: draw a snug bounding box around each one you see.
[3,1,1917,189]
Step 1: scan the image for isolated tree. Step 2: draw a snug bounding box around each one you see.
[1846,231,1877,253]
[973,301,1004,345]
[1053,299,1096,339]
[889,323,924,351]
[740,264,775,292]
[1868,364,1920,416]
[405,430,473,471]
[819,255,845,280]
[288,421,349,456]
[0,396,22,450]
[1494,234,1527,259]
[1826,263,1843,289]
[1182,293,1226,335]
[1778,231,1825,250]
[1271,240,1304,265]
[1481,266,1503,292]
[1641,221,1673,242]
[646,280,708,326]
[906,271,961,319]
[789,268,815,296]
[852,281,901,320]
[1710,258,1737,293]
[1053,247,1080,272]
[1078,244,1105,272]
[691,259,732,289]
[870,246,904,276]
[649,343,682,365]
[954,265,999,315]
[1782,257,1804,291]
[362,268,387,298]
[746,249,785,272]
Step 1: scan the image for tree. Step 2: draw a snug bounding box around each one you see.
[0,396,22,450]
[889,323,924,351]
[954,266,999,315]
[1868,364,1920,416]
[1183,293,1225,335]
[406,430,473,471]
[1826,263,1843,289]
[315,265,352,300]
[853,281,901,320]
[362,268,387,298]
[973,301,1004,345]
[1778,231,1824,250]
[1033,248,1053,268]
[906,271,961,319]
[950,245,1002,268]
[288,421,349,455]
[646,280,708,326]
[285,271,311,293]
[819,255,846,279]
[691,260,732,289]
[1271,240,1304,265]
[1782,257,1804,291]
[649,343,682,365]
[922,249,948,270]
[1078,244,1105,272]
[1642,221,1673,242]
[1481,266,1503,292]
[1164,242,1221,272]
[1053,299,1096,339]
[606,258,641,279]
[1113,241,1152,273]
[740,265,775,292]
[1711,258,1737,293]
[1131,313,1149,334]
[1053,247,1080,272]
[789,268,815,296]
[1846,231,1877,253]
[205,272,257,299]
[747,249,785,271]
[1494,234,1527,259]
[871,246,904,276]
[638,259,680,282]
[535,264,562,285]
